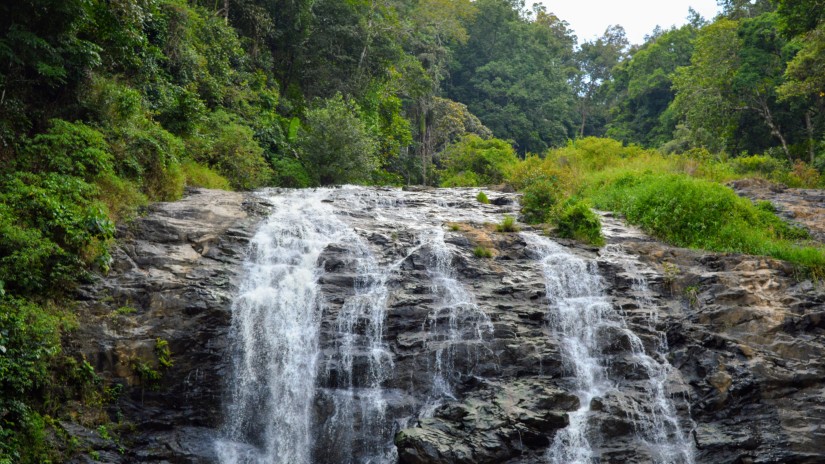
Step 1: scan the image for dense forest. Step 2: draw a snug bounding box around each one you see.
[1,0,824,460]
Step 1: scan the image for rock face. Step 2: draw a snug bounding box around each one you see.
[71,188,269,462]
[70,186,825,464]
[731,178,825,242]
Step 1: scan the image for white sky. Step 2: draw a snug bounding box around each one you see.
[530,1,721,44]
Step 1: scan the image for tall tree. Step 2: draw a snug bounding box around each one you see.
[572,25,628,137]
[447,0,576,154]
[606,24,698,146]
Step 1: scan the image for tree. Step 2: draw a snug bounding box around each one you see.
[606,24,697,146]
[670,14,799,159]
[297,94,378,185]
[447,0,577,154]
[572,25,628,137]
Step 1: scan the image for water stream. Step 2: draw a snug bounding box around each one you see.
[214,187,692,464]
[524,233,694,464]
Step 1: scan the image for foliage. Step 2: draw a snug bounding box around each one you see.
[606,24,698,146]
[473,246,493,259]
[187,111,273,190]
[556,201,605,246]
[298,94,379,185]
[181,160,232,190]
[520,180,567,224]
[476,191,490,204]
[0,297,65,463]
[439,135,519,186]
[591,173,822,271]
[496,215,519,233]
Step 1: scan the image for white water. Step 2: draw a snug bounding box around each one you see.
[215,187,513,464]
[419,227,494,408]
[215,189,345,464]
[214,187,691,464]
[524,234,694,464]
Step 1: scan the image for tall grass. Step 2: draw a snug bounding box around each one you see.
[507,137,825,275]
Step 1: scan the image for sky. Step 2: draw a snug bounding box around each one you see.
[530,1,721,44]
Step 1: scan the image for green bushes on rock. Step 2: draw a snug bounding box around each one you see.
[556,201,605,246]
[520,179,567,224]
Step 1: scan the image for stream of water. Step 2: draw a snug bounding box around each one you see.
[214,187,692,464]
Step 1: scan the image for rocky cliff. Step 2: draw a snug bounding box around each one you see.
[69,186,825,464]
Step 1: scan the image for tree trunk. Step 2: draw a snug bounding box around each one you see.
[806,110,815,164]
[754,92,791,162]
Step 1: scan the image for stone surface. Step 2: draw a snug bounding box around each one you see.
[69,188,269,462]
[68,186,825,463]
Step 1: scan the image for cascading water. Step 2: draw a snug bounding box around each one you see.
[419,227,494,406]
[214,186,692,464]
[215,189,344,464]
[215,187,514,464]
[524,233,694,464]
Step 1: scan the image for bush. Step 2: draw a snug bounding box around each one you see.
[591,172,823,273]
[188,111,273,190]
[20,119,113,181]
[496,215,519,232]
[439,135,518,187]
[476,191,490,204]
[181,160,231,190]
[0,296,66,464]
[269,156,313,188]
[473,246,493,258]
[111,123,186,201]
[94,173,148,223]
[556,201,604,246]
[520,179,567,224]
[0,173,114,294]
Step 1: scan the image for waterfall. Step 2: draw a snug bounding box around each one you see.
[214,189,353,464]
[214,187,512,464]
[214,187,696,464]
[419,227,494,408]
[524,233,694,464]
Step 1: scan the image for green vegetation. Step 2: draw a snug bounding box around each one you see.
[495,216,519,233]
[473,247,494,259]
[556,201,605,246]
[476,191,490,204]
[505,137,824,275]
[3,0,825,459]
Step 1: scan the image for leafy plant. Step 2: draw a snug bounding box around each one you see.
[476,191,490,204]
[556,201,604,246]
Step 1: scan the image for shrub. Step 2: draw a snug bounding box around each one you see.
[182,160,231,190]
[20,119,113,180]
[269,156,312,188]
[0,173,114,294]
[111,122,186,201]
[439,135,518,186]
[94,173,148,223]
[476,191,490,204]
[188,111,273,190]
[728,154,786,176]
[520,179,567,224]
[591,172,824,274]
[298,94,379,186]
[473,246,493,258]
[556,201,604,246]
